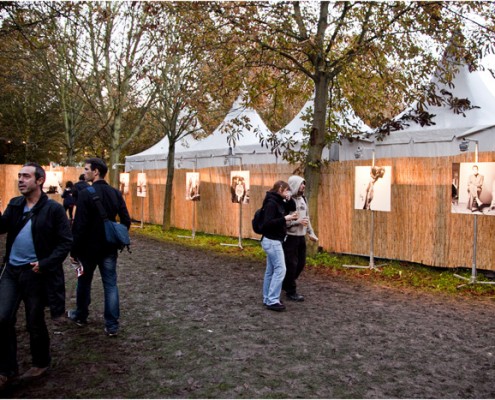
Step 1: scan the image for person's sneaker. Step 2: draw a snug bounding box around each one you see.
[104,328,118,337]
[286,293,305,302]
[67,310,87,327]
[20,366,49,381]
[266,302,286,312]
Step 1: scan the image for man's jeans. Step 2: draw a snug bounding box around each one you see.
[74,253,120,333]
[0,264,51,377]
[261,237,287,306]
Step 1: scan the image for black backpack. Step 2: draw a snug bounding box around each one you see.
[251,207,264,234]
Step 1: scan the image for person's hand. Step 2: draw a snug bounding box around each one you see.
[30,261,40,273]
[309,234,319,242]
[285,212,298,221]
[299,217,309,226]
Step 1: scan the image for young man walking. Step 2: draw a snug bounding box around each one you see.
[283,175,318,302]
[0,163,72,390]
[68,158,130,337]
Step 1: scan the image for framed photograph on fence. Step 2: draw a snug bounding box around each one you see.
[186,172,200,201]
[43,171,63,194]
[451,162,495,215]
[137,172,147,198]
[119,172,130,195]
[354,165,392,212]
[230,170,250,204]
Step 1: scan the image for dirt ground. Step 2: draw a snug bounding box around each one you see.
[2,232,495,399]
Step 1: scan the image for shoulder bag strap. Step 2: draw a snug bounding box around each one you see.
[11,209,34,239]
[86,186,109,221]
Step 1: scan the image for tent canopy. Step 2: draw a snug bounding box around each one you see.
[340,55,495,161]
[125,107,202,171]
[127,94,280,171]
[276,97,372,162]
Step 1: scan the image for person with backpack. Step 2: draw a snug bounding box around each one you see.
[68,158,130,337]
[259,180,298,312]
[282,175,318,302]
[0,162,72,389]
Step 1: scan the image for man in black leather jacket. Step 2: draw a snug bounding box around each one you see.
[0,162,72,389]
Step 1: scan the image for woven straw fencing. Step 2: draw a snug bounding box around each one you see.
[1,153,494,270]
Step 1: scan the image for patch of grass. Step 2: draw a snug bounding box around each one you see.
[133,224,495,298]
[136,224,266,261]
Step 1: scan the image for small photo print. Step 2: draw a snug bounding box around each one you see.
[451,162,495,216]
[119,173,130,195]
[354,165,392,212]
[137,172,147,198]
[43,171,63,194]
[186,172,200,201]
[230,170,250,204]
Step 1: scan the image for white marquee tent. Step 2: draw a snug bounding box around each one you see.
[126,92,377,171]
[125,108,202,171]
[340,55,495,161]
[126,94,279,171]
[125,135,198,171]
[174,95,277,169]
[277,97,372,162]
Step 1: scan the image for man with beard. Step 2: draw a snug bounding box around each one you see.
[283,175,318,302]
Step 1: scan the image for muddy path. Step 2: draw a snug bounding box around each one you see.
[3,233,495,398]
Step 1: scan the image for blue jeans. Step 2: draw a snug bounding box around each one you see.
[261,237,287,306]
[0,264,51,377]
[74,253,120,332]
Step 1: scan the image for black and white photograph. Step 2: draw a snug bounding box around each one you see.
[43,171,63,194]
[354,165,392,212]
[230,170,250,204]
[119,172,130,195]
[137,172,147,198]
[451,162,495,215]
[186,172,200,201]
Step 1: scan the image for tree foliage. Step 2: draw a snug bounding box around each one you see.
[205,1,495,241]
[1,1,494,236]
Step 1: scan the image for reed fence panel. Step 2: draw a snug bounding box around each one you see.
[1,153,494,270]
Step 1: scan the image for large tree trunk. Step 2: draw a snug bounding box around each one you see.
[304,73,330,253]
[162,144,176,231]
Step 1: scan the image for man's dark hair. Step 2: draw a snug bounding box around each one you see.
[85,157,108,179]
[23,162,46,181]
[79,174,85,181]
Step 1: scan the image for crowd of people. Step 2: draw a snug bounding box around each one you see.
[0,161,318,392]
[0,158,130,391]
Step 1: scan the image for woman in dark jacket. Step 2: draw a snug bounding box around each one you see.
[260,180,298,311]
[61,181,75,221]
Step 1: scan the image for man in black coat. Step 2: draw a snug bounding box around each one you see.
[0,163,72,389]
[68,158,130,337]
